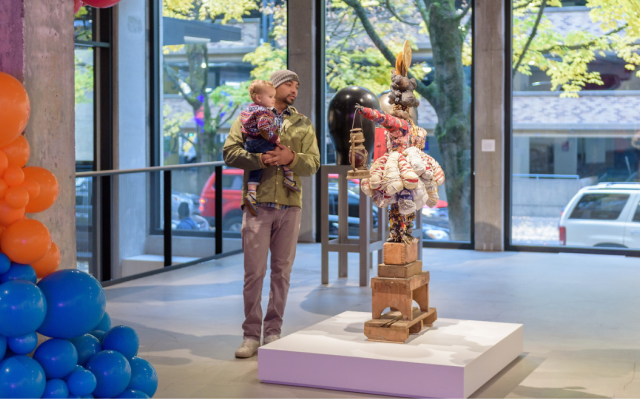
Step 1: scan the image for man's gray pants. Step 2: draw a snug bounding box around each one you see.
[241,206,301,341]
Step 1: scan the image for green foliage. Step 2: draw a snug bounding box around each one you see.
[74,55,93,105]
[513,0,640,97]
[325,1,430,95]
[243,44,287,80]
[161,0,286,162]
[163,0,257,22]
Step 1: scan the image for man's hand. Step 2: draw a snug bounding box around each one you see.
[263,143,295,166]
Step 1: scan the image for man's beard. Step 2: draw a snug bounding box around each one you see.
[283,96,295,105]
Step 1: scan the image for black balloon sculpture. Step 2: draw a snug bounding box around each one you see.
[327,86,380,165]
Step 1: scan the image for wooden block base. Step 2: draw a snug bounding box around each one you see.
[371,272,430,320]
[383,239,418,265]
[378,260,422,278]
[365,307,438,343]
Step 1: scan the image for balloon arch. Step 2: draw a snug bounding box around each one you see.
[0,5,158,394]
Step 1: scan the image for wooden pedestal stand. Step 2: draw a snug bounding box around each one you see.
[364,239,437,343]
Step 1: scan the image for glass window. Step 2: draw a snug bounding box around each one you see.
[569,193,630,220]
[75,46,94,166]
[75,5,110,275]
[161,1,287,166]
[324,1,473,243]
[510,2,640,248]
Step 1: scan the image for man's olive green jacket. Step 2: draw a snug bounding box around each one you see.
[222,107,320,209]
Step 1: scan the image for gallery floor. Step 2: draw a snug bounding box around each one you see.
[104,244,640,399]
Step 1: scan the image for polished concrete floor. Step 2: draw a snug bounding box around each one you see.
[104,245,640,398]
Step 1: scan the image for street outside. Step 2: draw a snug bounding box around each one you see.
[511,216,561,246]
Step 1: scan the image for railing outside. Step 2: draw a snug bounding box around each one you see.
[513,174,580,180]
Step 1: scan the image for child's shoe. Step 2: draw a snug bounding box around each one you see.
[283,175,301,192]
[245,191,259,215]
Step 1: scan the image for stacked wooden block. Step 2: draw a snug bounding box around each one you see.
[364,239,437,343]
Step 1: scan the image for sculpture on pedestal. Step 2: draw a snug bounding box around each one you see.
[356,40,445,343]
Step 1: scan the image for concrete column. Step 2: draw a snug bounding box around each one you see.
[474,0,505,251]
[110,2,149,279]
[288,0,317,243]
[554,138,578,175]
[0,1,76,267]
[513,136,530,174]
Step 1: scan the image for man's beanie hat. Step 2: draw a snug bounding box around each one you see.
[270,70,299,88]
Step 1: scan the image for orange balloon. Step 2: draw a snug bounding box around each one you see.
[0,72,30,147]
[5,186,29,209]
[32,241,61,279]
[23,167,58,213]
[0,219,51,264]
[1,135,30,167]
[0,200,25,226]
[0,179,7,198]
[21,178,40,200]
[0,151,7,176]
[4,166,24,187]
[0,226,5,241]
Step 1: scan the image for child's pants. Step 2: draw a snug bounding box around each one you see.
[245,138,277,185]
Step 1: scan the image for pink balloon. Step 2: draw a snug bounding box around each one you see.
[74,0,84,13]
[83,0,121,7]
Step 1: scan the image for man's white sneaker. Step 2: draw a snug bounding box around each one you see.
[235,338,260,358]
[263,335,280,345]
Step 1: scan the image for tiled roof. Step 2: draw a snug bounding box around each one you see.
[416,93,640,129]
[512,94,640,126]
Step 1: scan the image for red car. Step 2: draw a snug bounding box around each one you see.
[199,168,245,232]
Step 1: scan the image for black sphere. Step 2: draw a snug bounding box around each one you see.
[327,86,380,165]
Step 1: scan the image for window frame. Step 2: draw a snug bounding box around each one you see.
[503,1,640,257]
[314,1,476,249]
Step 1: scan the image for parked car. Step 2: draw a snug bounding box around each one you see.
[327,189,379,237]
[559,183,640,248]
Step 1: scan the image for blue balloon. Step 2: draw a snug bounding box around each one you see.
[102,326,139,359]
[0,335,6,360]
[42,378,69,398]
[93,312,111,333]
[0,355,46,398]
[70,334,103,366]
[68,394,94,399]
[66,366,97,396]
[33,339,78,379]
[89,330,106,342]
[2,347,16,360]
[0,253,10,275]
[116,389,150,399]
[8,332,38,355]
[86,350,132,399]
[127,357,158,397]
[0,263,37,284]
[0,280,47,337]
[37,270,106,339]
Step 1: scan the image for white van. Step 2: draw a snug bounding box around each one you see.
[559,183,640,248]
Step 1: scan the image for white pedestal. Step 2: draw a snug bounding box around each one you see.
[258,312,523,398]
